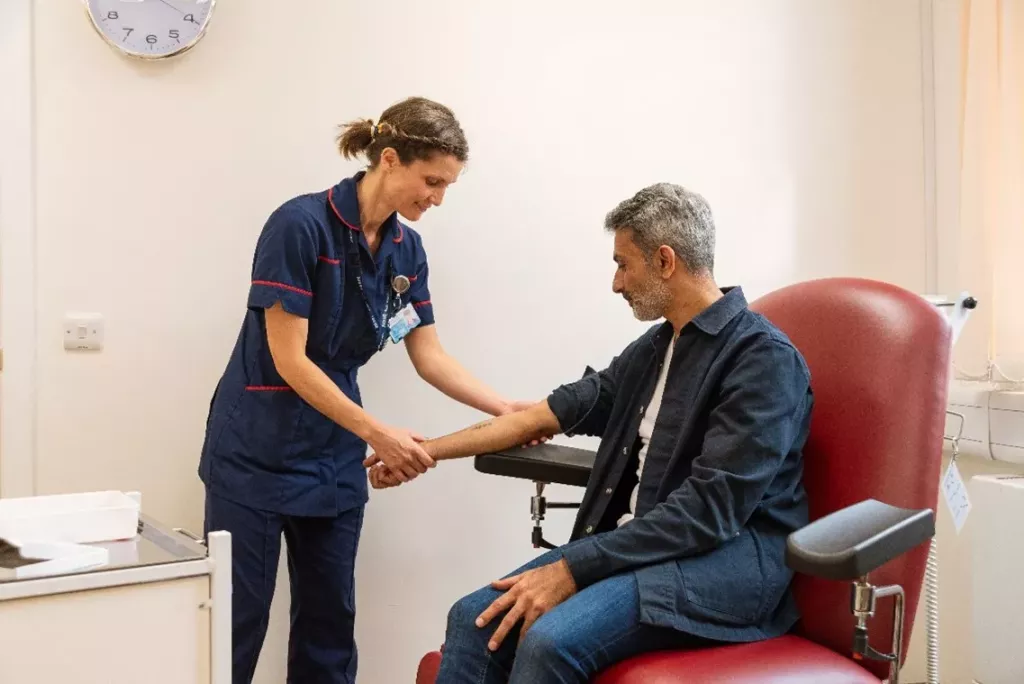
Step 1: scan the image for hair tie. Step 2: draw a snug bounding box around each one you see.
[368,120,376,141]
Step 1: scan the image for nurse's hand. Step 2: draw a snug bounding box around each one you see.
[499,400,539,415]
[369,464,403,489]
[365,425,434,482]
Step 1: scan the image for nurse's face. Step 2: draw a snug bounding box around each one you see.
[380,150,463,222]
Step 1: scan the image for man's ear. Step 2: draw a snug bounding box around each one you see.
[656,245,677,279]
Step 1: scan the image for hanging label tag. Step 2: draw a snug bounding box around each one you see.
[941,461,971,533]
[388,303,421,344]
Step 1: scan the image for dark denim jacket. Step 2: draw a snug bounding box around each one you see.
[547,287,813,642]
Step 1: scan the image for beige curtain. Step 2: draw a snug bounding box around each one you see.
[953,0,1024,382]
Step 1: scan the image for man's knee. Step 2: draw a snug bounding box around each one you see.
[446,586,497,636]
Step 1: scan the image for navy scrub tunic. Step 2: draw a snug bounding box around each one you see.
[199,171,435,517]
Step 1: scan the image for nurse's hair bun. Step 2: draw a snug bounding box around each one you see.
[337,96,469,167]
[337,118,377,159]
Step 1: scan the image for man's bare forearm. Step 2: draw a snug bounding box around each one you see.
[423,401,562,461]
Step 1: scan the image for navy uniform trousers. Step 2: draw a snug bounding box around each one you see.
[204,491,365,684]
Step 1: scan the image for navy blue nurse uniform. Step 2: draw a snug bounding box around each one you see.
[199,171,434,684]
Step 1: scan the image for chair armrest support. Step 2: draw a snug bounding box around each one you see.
[474,444,595,550]
[785,499,935,581]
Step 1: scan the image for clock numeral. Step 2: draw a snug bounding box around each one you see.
[169,29,180,42]
[106,11,118,20]
[122,27,134,41]
[184,13,199,25]
[146,34,158,45]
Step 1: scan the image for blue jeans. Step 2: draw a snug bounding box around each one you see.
[203,491,364,684]
[436,542,712,683]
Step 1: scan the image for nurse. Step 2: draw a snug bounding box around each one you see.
[199,96,525,684]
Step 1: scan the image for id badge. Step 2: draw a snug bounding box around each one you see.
[388,303,421,344]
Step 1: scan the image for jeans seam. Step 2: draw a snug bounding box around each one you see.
[476,654,488,684]
[507,623,645,682]
[477,643,503,684]
[576,623,644,675]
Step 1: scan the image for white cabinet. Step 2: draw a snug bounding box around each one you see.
[0,516,231,683]
[970,475,1024,683]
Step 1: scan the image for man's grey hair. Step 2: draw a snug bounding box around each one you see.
[604,183,716,274]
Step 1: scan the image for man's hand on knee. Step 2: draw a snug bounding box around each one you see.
[475,559,578,652]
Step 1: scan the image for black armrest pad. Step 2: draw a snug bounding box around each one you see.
[785,499,935,581]
[474,443,596,488]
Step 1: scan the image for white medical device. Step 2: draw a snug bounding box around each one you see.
[918,290,977,684]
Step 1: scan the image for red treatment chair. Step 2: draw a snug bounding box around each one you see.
[417,277,951,684]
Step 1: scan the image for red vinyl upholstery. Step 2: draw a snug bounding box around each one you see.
[417,651,442,684]
[417,278,951,683]
[592,636,879,684]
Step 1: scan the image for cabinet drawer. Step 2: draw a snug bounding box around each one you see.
[0,576,211,683]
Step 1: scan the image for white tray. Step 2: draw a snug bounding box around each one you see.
[0,491,140,544]
[2,539,110,579]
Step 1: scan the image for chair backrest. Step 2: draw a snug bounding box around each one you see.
[750,277,951,679]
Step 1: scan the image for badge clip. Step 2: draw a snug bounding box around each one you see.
[392,275,411,294]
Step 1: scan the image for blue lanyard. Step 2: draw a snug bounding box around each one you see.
[343,226,401,351]
[327,186,402,351]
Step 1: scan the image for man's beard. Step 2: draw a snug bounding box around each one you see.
[625,276,671,322]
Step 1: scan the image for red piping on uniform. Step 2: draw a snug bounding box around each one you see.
[328,186,405,244]
[252,280,312,296]
[318,256,340,265]
[408,275,418,282]
[245,385,293,391]
[328,187,360,232]
[414,300,431,308]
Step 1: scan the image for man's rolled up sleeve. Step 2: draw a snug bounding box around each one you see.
[545,334,646,437]
[546,368,607,437]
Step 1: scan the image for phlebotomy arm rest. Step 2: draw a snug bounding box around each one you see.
[474,443,596,488]
[474,443,596,549]
[785,499,936,675]
[786,499,935,581]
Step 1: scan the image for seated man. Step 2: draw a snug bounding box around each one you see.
[367,183,814,684]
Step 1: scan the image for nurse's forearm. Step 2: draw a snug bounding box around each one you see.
[264,303,382,441]
[421,355,510,416]
[279,359,381,440]
[405,326,511,416]
[423,401,561,461]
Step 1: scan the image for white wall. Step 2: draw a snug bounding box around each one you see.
[0,0,37,499]
[2,0,957,682]
[901,3,1024,684]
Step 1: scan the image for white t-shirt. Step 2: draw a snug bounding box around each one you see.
[618,336,676,527]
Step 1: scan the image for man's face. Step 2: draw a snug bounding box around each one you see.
[612,230,671,321]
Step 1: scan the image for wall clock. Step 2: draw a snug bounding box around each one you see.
[85,0,216,60]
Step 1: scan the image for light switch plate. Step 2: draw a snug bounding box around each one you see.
[63,313,104,351]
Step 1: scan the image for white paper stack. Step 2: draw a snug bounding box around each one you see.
[0,539,109,579]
